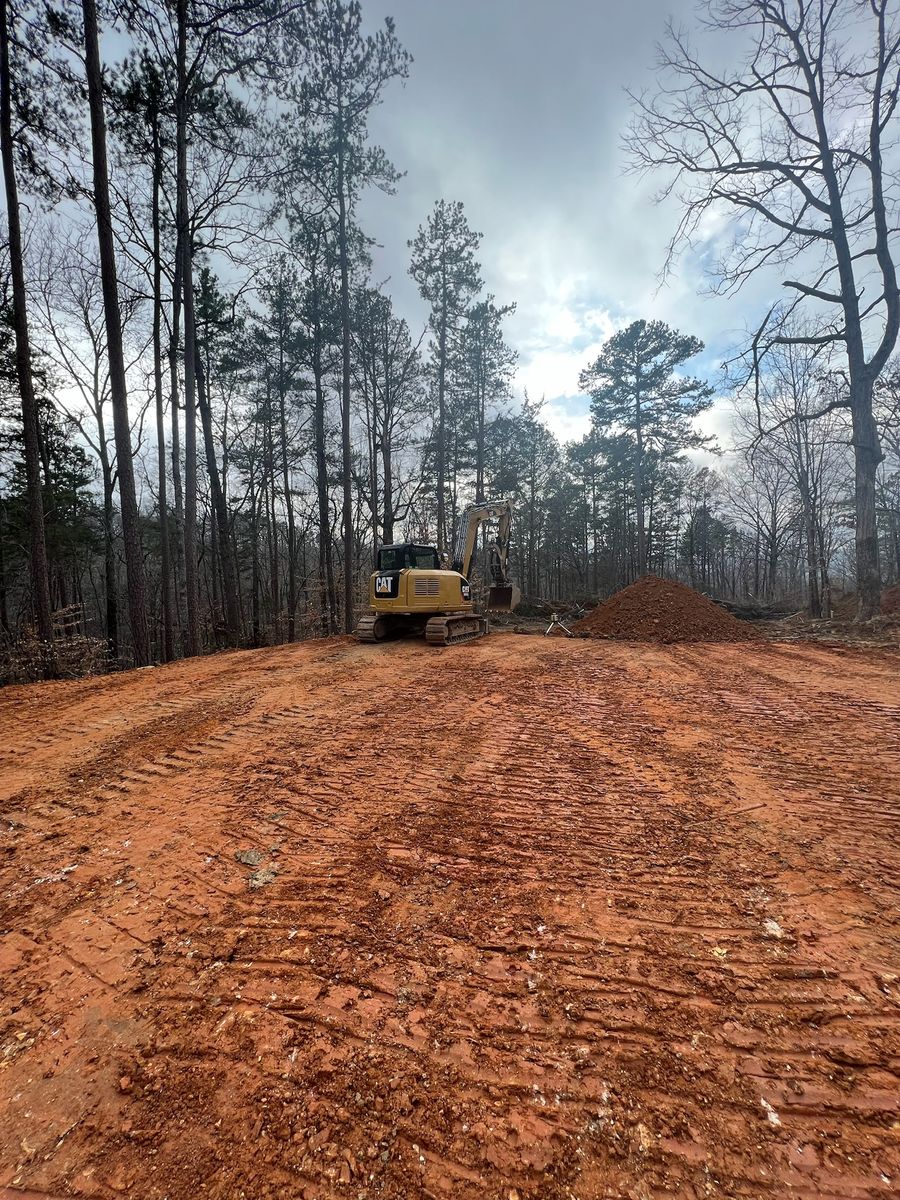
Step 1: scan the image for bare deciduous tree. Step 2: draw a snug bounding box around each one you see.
[628,0,900,618]
[82,0,150,664]
[32,230,147,656]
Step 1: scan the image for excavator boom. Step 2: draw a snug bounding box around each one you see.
[453,500,521,613]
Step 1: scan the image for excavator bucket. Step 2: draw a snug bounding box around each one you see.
[486,583,521,612]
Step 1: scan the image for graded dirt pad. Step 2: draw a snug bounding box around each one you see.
[573,574,753,643]
[2,636,899,1200]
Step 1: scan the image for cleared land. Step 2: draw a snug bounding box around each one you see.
[1,634,899,1199]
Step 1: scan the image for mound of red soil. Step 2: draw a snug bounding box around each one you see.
[829,585,900,619]
[573,575,753,643]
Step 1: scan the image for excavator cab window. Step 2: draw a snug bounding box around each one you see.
[410,545,439,570]
[376,544,439,572]
[377,546,407,572]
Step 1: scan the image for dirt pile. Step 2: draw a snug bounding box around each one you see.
[827,585,900,620]
[573,575,753,643]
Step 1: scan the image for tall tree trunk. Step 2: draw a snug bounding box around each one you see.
[436,303,447,552]
[817,522,832,619]
[90,376,119,657]
[589,461,598,594]
[277,336,297,641]
[381,431,394,545]
[475,367,485,502]
[0,502,8,634]
[648,478,657,573]
[169,235,184,640]
[176,0,200,655]
[263,373,279,635]
[802,502,821,618]
[0,0,54,665]
[99,451,118,658]
[180,244,200,653]
[263,457,275,634]
[249,464,261,648]
[336,129,354,632]
[195,342,241,645]
[312,284,335,635]
[152,120,175,661]
[82,0,149,665]
[633,372,646,577]
[753,508,761,598]
[791,415,822,618]
[449,428,459,554]
[208,489,220,629]
[527,450,536,598]
[850,377,882,619]
[366,367,379,548]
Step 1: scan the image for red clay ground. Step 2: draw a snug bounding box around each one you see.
[1,634,899,1199]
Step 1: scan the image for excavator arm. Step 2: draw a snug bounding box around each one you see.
[452,500,520,612]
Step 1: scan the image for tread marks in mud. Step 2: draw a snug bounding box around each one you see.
[221,649,898,1195]
[81,704,316,805]
[667,647,900,917]
[1,639,899,1200]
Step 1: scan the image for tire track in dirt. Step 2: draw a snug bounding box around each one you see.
[1,636,898,1199]
[2,640,436,1195]
[659,643,900,916]
[0,640,359,777]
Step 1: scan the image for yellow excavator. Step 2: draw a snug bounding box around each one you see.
[355,499,521,645]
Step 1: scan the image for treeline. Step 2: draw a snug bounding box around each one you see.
[0,0,537,666]
[1,0,899,680]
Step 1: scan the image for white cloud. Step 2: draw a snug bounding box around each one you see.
[543,306,583,344]
[509,285,619,413]
[516,341,599,402]
[695,396,738,454]
[542,398,592,444]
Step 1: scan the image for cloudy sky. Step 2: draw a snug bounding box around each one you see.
[355,0,771,450]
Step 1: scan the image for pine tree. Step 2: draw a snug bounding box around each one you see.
[0,0,54,664]
[81,0,150,665]
[290,0,409,631]
[459,297,516,501]
[409,200,482,552]
[580,320,713,577]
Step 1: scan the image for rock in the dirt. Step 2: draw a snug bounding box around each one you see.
[235,849,264,867]
[249,867,278,889]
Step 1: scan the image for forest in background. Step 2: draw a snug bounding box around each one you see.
[2,0,900,679]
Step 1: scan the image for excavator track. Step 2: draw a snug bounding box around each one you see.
[355,614,391,642]
[425,614,489,645]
